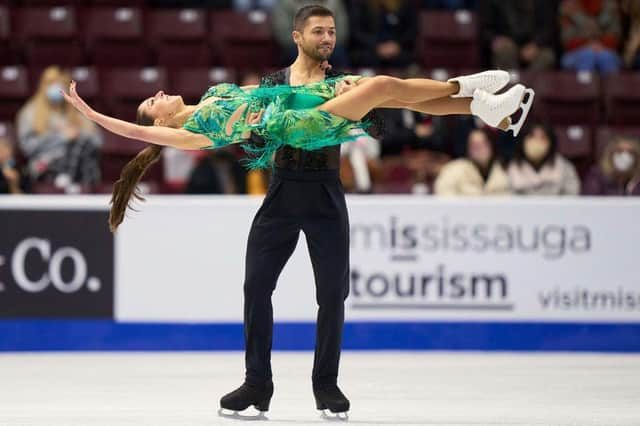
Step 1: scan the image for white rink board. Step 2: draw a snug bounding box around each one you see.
[112,196,640,323]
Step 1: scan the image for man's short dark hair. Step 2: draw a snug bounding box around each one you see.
[293,5,334,31]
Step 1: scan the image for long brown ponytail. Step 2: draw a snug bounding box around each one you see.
[108,109,162,232]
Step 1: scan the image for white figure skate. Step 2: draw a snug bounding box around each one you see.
[471,84,535,137]
[448,70,510,98]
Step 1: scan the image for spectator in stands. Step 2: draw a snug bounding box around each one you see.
[560,0,622,74]
[185,148,247,194]
[479,0,557,71]
[621,0,640,69]
[349,0,417,68]
[378,109,449,156]
[0,136,28,194]
[340,131,381,193]
[434,128,510,196]
[507,122,580,195]
[583,135,640,195]
[17,66,102,187]
[272,0,350,67]
[421,0,476,9]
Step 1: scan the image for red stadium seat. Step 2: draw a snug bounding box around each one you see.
[101,67,168,121]
[602,72,640,126]
[100,132,164,186]
[14,6,84,67]
[169,67,237,104]
[0,66,30,121]
[147,8,212,68]
[0,6,19,65]
[417,10,480,69]
[532,71,601,126]
[84,6,149,67]
[554,125,592,159]
[209,10,277,70]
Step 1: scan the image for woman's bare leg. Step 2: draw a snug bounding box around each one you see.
[379,97,510,130]
[318,76,459,121]
[380,97,471,115]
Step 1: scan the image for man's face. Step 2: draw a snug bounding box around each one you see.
[293,16,336,61]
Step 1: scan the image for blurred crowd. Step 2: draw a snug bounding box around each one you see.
[1,0,639,196]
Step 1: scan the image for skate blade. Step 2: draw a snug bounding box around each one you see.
[320,409,349,421]
[218,407,268,421]
[508,88,535,137]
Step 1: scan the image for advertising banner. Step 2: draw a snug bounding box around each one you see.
[0,209,114,318]
[112,197,640,324]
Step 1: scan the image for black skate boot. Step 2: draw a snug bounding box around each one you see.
[313,383,349,421]
[218,380,273,420]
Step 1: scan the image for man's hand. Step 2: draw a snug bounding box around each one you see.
[241,109,265,139]
[335,79,356,96]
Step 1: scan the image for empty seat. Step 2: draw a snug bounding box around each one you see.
[147,8,212,68]
[101,67,168,121]
[209,10,277,70]
[14,6,84,67]
[84,7,149,67]
[417,10,480,69]
[169,67,237,104]
[554,125,592,159]
[603,72,640,126]
[532,71,601,126]
[0,66,30,121]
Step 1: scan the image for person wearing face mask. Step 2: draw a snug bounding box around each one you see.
[583,135,640,195]
[16,66,103,188]
[507,122,580,195]
[434,128,511,195]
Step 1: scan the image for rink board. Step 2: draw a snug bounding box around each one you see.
[1,196,639,351]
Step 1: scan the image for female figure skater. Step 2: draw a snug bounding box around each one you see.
[62,70,534,229]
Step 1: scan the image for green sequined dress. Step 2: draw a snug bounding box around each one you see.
[182,76,366,169]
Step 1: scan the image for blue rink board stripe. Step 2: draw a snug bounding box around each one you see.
[1,320,639,352]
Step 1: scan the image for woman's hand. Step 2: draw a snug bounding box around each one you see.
[61,81,95,120]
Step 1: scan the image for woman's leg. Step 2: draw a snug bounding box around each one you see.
[380,97,511,130]
[379,97,471,115]
[318,76,459,121]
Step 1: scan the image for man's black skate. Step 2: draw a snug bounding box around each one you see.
[218,381,273,420]
[313,383,349,421]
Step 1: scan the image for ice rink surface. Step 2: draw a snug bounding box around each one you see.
[1,351,639,426]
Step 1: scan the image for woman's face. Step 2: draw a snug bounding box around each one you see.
[524,127,550,162]
[41,73,68,105]
[138,90,184,124]
[611,139,638,174]
[467,130,492,166]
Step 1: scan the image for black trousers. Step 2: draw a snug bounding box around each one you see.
[243,167,350,386]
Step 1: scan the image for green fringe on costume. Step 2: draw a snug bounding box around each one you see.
[182,77,369,170]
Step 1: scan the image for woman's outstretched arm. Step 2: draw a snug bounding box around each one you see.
[62,81,211,150]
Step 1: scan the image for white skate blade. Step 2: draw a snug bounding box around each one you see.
[507,88,535,137]
[218,407,268,421]
[320,409,349,421]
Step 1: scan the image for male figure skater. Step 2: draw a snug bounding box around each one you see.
[220,5,354,420]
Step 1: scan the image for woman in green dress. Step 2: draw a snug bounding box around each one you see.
[62,70,534,229]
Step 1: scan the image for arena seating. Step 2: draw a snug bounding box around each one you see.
[417,10,480,69]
